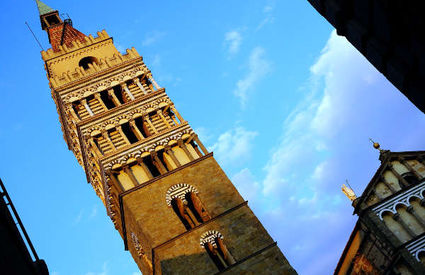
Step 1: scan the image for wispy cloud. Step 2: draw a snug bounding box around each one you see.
[210,127,258,166]
[233,47,271,107]
[224,30,242,56]
[73,209,83,225]
[85,262,108,275]
[256,2,275,31]
[89,204,98,219]
[142,31,166,47]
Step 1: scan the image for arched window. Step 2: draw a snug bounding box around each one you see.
[166,184,210,230]
[200,231,236,271]
[79,56,98,70]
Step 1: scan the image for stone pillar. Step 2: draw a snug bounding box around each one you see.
[193,135,208,155]
[134,77,147,95]
[388,164,409,187]
[407,205,425,230]
[148,73,160,90]
[144,116,158,134]
[69,106,80,121]
[103,131,116,150]
[124,166,139,187]
[89,138,103,157]
[129,120,145,140]
[137,158,153,179]
[108,89,121,106]
[94,93,108,111]
[121,83,135,100]
[381,176,397,193]
[170,106,184,123]
[165,145,181,167]
[117,125,131,145]
[81,98,94,116]
[109,172,125,192]
[158,110,171,128]
[400,158,423,180]
[151,151,167,174]
[178,139,194,161]
[393,213,415,237]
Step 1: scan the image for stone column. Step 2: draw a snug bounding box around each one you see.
[407,205,425,230]
[170,106,184,123]
[108,89,121,106]
[388,164,409,188]
[137,158,153,179]
[129,120,145,140]
[134,78,147,95]
[121,83,135,100]
[151,151,167,174]
[116,125,131,145]
[393,213,415,237]
[124,166,139,187]
[89,138,103,157]
[109,172,125,192]
[380,176,397,193]
[81,98,94,116]
[165,145,181,167]
[158,110,171,128]
[69,106,80,121]
[178,139,194,161]
[103,131,116,150]
[193,134,208,155]
[400,157,423,180]
[148,73,160,90]
[94,93,108,111]
[144,116,158,134]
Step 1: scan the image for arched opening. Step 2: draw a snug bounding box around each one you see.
[166,184,210,230]
[200,231,236,271]
[79,56,98,70]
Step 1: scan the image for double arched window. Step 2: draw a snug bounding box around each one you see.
[166,184,210,230]
[200,231,236,271]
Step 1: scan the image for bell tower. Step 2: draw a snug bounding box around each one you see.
[36,1,297,274]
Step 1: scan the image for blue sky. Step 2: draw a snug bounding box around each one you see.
[1,1,425,274]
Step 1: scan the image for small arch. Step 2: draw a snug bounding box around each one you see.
[79,56,98,70]
[166,183,199,206]
[200,231,236,271]
[416,250,425,263]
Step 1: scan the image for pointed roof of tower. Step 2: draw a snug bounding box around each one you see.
[35,0,55,16]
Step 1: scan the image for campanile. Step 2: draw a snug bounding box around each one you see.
[36,1,297,273]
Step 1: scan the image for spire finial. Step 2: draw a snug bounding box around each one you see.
[369,138,382,152]
[342,179,357,202]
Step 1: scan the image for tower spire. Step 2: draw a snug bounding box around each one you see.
[35,0,55,16]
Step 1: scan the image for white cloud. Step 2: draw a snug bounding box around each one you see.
[250,30,425,274]
[210,127,258,166]
[73,209,83,225]
[233,47,271,107]
[89,204,98,219]
[224,31,242,56]
[231,168,261,203]
[142,31,166,47]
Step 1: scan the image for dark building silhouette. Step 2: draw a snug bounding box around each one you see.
[336,146,425,274]
[0,179,49,275]
[308,1,425,113]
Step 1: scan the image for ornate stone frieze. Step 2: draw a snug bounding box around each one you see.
[102,124,193,171]
[373,181,425,219]
[79,93,171,137]
[61,63,148,103]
